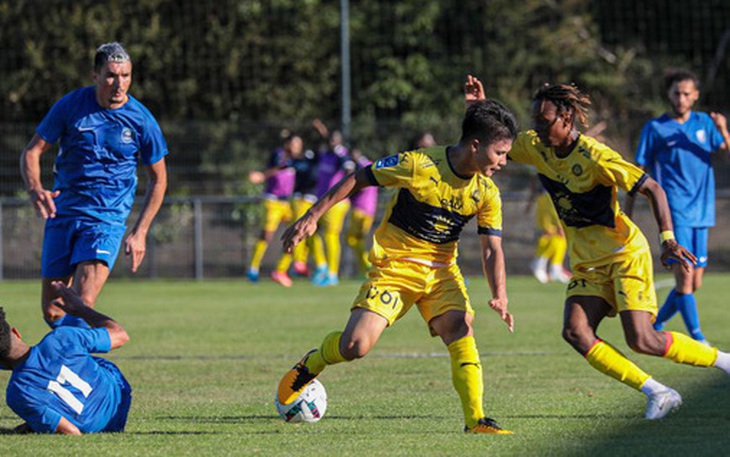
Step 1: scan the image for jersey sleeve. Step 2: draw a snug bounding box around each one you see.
[36,95,70,144]
[477,181,503,236]
[634,122,656,167]
[138,114,169,166]
[367,152,415,188]
[8,399,62,433]
[507,131,536,166]
[597,148,648,196]
[57,327,113,354]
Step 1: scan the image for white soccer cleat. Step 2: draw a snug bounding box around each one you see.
[644,388,682,420]
[530,259,549,284]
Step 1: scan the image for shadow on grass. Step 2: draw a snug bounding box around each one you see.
[159,413,448,424]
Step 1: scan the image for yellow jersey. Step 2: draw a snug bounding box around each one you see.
[509,131,649,269]
[364,146,502,266]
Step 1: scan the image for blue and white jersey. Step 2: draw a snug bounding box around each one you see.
[6,327,122,433]
[635,112,724,227]
[36,86,168,224]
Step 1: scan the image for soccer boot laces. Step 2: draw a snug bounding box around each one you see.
[464,417,513,434]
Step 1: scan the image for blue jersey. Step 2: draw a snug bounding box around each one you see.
[36,86,168,224]
[6,327,124,433]
[635,112,724,227]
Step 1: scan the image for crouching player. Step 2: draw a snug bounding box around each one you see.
[1,282,131,434]
[277,100,518,434]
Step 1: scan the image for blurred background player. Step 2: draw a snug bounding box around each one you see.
[247,132,303,287]
[627,69,730,344]
[289,143,326,278]
[311,119,356,286]
[410,131,436,150]
[19,42,168,328]
[1,282,131,434]
[346,147,378,277]
[277,99,517,434]
[466,74,730,420]
[525,179,570,284]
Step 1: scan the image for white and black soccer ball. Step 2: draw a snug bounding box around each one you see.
[275,379,328,423]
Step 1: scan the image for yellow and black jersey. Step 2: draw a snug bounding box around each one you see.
[510,131,649,269]
[364,146,502,266]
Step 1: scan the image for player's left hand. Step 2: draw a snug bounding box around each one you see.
[710,111,727,133]
[660,239,696,272]
[13,422,33,434]
[49,281,88,314]
[488,296,514,333]
[124,231,147,273]
[464,75,487,104]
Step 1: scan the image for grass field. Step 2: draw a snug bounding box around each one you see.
[1,274,729,456]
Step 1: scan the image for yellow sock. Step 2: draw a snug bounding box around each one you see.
[547,235,567,265]
[663,331,718,367]
[585,340,650,391]
[304,331,347,374]
[448,336,485,428]
[275,253,292,273]
[293,241,308,264]
[310,235,327,266]
[249,240,268,269]
[324,232,342,275]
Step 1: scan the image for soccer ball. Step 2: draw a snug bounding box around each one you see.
[275,379,327,423]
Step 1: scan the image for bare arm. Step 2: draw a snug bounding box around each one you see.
[55,416,82,435]
[709,112,730,153]
[51,281,130,349]
[125,158,168,273]
[281,167,373,253]
[20,134,60,219]
[479,234,513,332]
[636,177,696,270]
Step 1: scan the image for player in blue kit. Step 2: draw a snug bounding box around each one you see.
[20,42,168,327]
[627,69,730,343]
[2,282,131,434]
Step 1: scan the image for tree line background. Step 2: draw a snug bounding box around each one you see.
[1,0,729,197]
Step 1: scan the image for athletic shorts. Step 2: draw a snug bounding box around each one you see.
[41,218,126,278]
[566,249,657,317]
[95,357,132,433]
[262,199,293,233]
[352,258,473,334]
[672,226,709,268]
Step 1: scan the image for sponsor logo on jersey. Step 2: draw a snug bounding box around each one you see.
[696,129,706,144]
[121,128,133,144]
[375,155,399,169]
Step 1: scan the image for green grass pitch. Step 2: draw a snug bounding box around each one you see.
[1,274,729,456]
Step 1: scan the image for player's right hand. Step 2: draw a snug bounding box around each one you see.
[660,239,696,272]
[464,74,487,104]
[49,281,88,314]
[28,187,60,219]
[488,296,514,333]
[281,213,318,253]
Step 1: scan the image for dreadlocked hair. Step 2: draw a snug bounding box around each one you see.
[0,307,11,359]
[533,83,592,128]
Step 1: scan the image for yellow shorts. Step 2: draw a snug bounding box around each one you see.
[352,259,473,333]
[566,249,657,317]
[347,208,374,240]
[262,199,293,233]
[320,200,350,235]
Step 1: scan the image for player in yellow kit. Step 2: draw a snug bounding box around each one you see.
[277,100,518,434]
[465,75,730,420]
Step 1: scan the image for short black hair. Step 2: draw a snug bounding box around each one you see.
[0,308,11,359]
[664,69,699,93]
[460,99,518,146]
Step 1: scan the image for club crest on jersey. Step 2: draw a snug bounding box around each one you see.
[121,128,133,144]
[375,155,399,169]
[572,164,583,176]
[695,129,706,144]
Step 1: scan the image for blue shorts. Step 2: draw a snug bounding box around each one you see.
[95,357,133,432]
[674,226,709,268]
[41,218,126,277]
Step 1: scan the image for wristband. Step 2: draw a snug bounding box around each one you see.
[659,230,675,244]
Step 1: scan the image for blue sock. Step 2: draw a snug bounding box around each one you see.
[675,293,705,341]
[653,289,678,331]
[47,314,91,330]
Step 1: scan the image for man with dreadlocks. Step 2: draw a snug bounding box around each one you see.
[465,75,730,420]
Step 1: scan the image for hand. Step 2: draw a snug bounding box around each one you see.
[281,213,319,253]
[124,231,147,273]
[660,239,696,272]
[49,281,88,315]
[13,422,33,434]
[488,296,514,333]
[464,74,487,104]
[27,187,60,219]
[248,170,265,184]
[710,111,727,133]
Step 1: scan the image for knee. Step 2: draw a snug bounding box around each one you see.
[561,323,593,353]
[340,337,371,360]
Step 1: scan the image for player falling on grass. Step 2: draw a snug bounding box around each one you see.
[1,282,131,434]
[465,75,730,419]
[277,99,517,434]
[626,69,730,344]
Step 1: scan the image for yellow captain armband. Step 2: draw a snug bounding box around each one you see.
[659,230,675,244]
